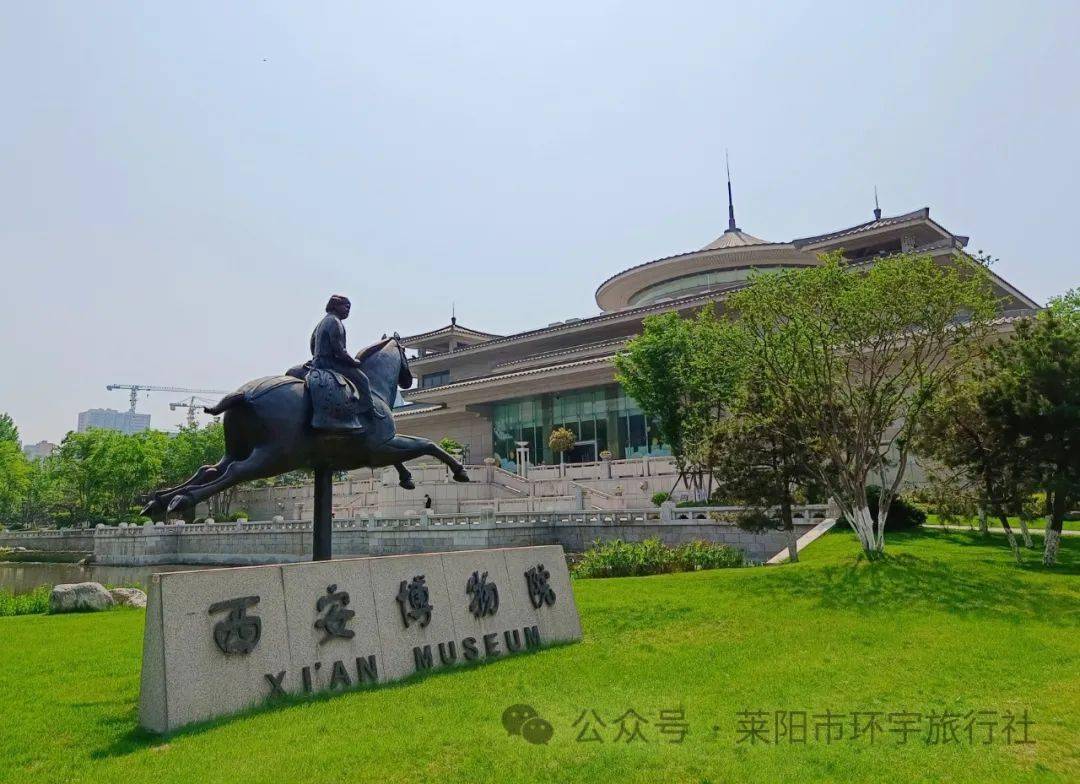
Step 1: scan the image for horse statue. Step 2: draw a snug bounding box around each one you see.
[140,336,469,519]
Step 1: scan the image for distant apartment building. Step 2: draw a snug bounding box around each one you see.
[22,440,58,460]
[77,408,151,435]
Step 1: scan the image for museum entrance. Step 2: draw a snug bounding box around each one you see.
[565,441,596,464]
[492,385,670,470]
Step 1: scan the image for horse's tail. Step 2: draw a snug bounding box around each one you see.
[204,391,246,416]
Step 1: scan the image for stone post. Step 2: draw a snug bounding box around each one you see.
[600,451,612,479]
[515,441,530,478]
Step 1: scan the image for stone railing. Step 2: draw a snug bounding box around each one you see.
[84,504,830,567]
[0,528,96,553]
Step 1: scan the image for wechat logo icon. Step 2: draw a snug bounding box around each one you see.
[502,703,554,745]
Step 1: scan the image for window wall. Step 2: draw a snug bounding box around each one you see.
[627,264,808,307]
[491,385,668,470]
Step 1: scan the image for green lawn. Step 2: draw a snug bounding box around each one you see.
[1,530,1077,784]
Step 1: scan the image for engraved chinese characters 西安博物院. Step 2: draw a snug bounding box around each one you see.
[138,546,581,734]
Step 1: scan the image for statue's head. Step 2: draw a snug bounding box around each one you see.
[326,294,351,319]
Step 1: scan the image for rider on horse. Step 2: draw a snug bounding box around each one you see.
[288,294,376,432]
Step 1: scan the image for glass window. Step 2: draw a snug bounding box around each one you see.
[491,385,667,463]
[420,370,451,389]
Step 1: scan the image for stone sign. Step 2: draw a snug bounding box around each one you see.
[138,545,581,733]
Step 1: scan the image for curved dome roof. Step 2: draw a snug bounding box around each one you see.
[594,226,817,311]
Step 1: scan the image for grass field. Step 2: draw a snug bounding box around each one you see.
[1,529,1077,784]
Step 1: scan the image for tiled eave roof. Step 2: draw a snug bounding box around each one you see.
[407,287,729,368]
[790,207,965,249]
[492,337,629,370]
[403,355,617,397]
[397,323,502,345]
[391,403,446,418]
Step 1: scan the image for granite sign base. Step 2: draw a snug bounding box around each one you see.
[138,545,581,733]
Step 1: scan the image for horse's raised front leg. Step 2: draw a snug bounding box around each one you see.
[394,462,416,490]
[142,457,235,517]
[166,449,280,515]
[372,435,470,483]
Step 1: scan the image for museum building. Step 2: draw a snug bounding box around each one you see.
[392,197,1038,470]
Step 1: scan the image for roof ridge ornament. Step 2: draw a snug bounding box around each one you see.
[873,186,882,220]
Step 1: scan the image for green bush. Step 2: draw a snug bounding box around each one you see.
[866,486,926,531]
[651,492,670,507]
[573,537,743,578]
[438,437,464,454]
[0,586,51,616]
[672,540,745,571]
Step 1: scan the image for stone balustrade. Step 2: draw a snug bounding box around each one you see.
[0,504,828,567]
[3,504,830,567]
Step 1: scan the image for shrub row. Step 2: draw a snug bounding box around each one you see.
[0,586,51,616]
[572,537,744,578]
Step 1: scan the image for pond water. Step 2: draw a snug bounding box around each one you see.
[0,561,214,594]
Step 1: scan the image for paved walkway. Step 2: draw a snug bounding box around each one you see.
[766,518,837,564]
[924,524,1079,537]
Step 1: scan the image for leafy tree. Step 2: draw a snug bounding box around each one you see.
[711,374,819,563]
[0,412,19,446]
[916,380,1036,561]
[978,290,1080,566]
[615,312,691,465]
[162,423,224,487]
[0,440,30,525]
[615,305,744,495]
[728,252,997,557]
[548,427,575,472]
[50,429,168,524]
[17,456,65,529]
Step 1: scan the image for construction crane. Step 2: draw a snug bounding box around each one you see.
[169,396,222,427]
[106,384,230,414]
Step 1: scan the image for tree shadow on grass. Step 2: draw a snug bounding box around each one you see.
[88,639,578,760]
[769,550,1079,627]
[911,530,1080,579]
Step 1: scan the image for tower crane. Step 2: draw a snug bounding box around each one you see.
[105,384,230,414]
[169,396,222,427]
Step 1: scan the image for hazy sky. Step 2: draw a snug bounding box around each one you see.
[2,2,1078,444]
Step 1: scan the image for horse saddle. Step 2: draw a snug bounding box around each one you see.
[307,368,368,433]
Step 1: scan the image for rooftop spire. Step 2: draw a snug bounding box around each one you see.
[873,186,882,220]
[725,150,738,232]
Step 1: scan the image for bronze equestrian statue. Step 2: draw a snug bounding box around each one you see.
[141,296,469,558]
